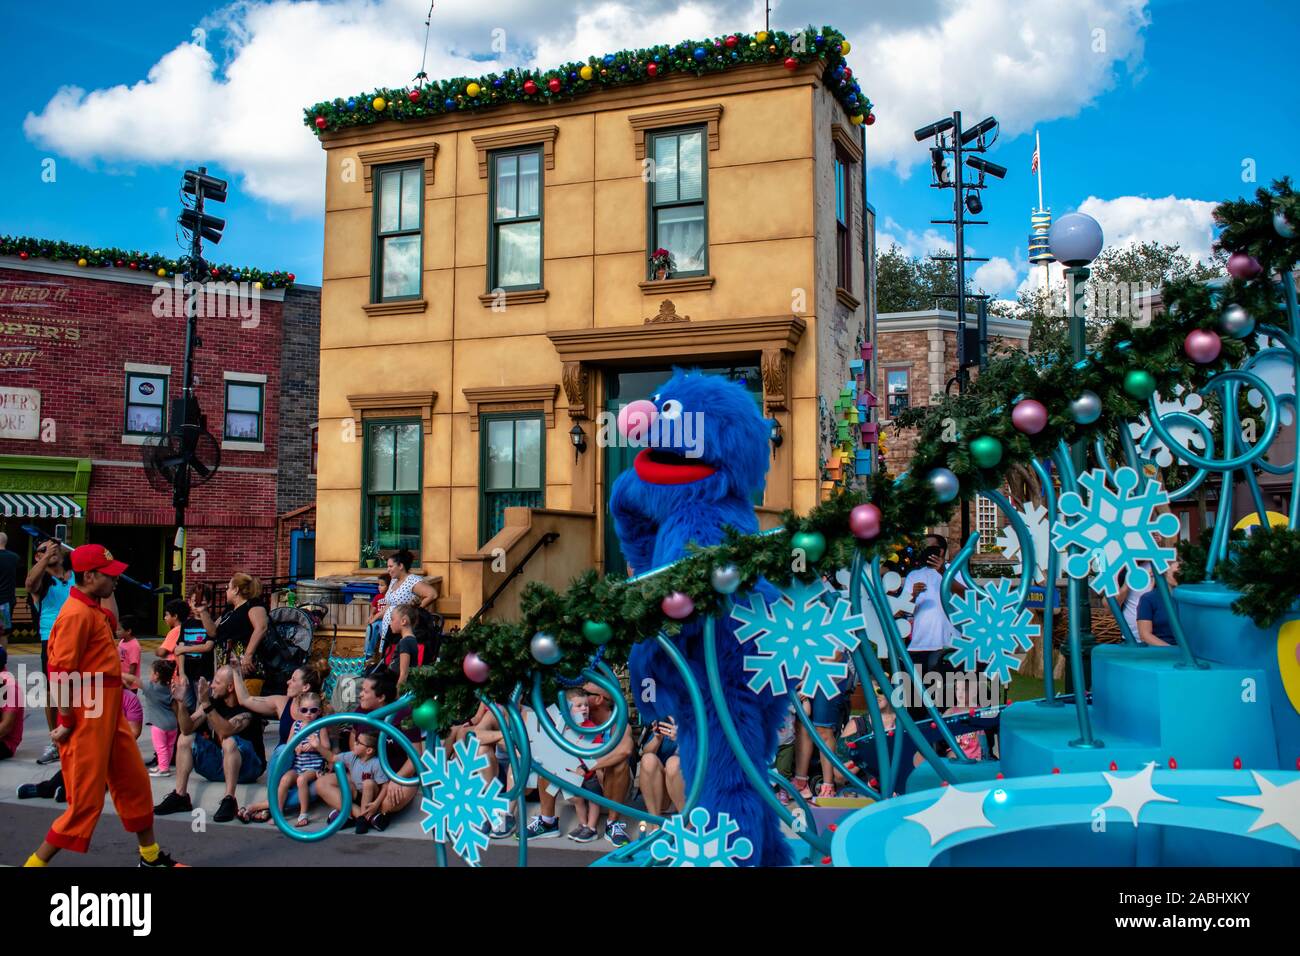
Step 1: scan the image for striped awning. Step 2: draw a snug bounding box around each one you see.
[0,493,83,518]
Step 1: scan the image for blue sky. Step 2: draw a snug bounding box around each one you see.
[1,0,1296,294]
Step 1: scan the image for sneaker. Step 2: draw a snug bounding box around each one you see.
[521,815,561,839]
[36,743,60,765]
[327,809,356,830]
[153,791,192,816]
[353,816,371,834]
[139,849,186,868]
[568,825,599,843]
[369,813,390,832]
[489,813,515,839]
[213,795,238,823]
[145,753,159,769]
[149,767,172,777]
[605,821,631,848]
[16,784,38,799]
[54,785,66,804]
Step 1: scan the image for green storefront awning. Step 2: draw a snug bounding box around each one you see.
[0,493,83,518]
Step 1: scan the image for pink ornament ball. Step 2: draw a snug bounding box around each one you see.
[462,652,490,683]
[1184,328,1222,364]
[661,592,695,619]
[617,399,657,441]
[849,503,882,539]
[1011,399,1048,435]
[1226,252,1262,280]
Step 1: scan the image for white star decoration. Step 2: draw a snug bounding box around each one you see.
[1219,772,1300,843]
[905,785,995,846]
[1095,762,1177,826]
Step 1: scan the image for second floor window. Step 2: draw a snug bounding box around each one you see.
[480,413,544,545]
[490,147,542,290]
[374,163,423,301]
[886,369,910,418]
[224,380,264,442]
[835,152,852,291]
[648,127,707,277]
[125,372,167,435]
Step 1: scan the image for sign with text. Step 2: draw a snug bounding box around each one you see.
[0,386,41,439]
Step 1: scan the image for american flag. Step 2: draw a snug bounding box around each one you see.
[1031,145,1040,174]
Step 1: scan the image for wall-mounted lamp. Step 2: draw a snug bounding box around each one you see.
[769,419,784,451]
[569,422,587,459]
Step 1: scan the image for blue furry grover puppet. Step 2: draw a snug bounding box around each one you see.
[610,370,791,866]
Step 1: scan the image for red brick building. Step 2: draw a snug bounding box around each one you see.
[0,252,319,632]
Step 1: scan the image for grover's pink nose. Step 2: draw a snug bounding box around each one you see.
[618,399,658,441]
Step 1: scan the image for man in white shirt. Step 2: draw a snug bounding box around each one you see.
[899,545,965,717]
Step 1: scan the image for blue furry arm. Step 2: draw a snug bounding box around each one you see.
[609,470,657,574]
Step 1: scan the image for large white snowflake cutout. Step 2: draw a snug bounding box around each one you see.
[995,501,1052,583]
[731,577,865,698]
[946,578,1037,683]
[1128,387,1213,468]
[834,567,913,656]
[1051,466,1180,598]
[417,732,510,867]
[649,807,754,866]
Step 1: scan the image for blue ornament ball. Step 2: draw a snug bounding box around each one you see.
[928,467,960,503]
[694,46,707,60]
[345,98,356,110]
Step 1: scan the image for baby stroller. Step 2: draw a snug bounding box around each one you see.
[263,606,314,695]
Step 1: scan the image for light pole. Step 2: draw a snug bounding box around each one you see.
[1049,211,1104,743]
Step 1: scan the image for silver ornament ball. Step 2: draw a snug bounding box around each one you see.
[927,467,960,503]
[1220,303,1255,339]
[711,564,741,595]
[529,631,563,666]
[1070,390,1102,425]
[1274,209,1296,239]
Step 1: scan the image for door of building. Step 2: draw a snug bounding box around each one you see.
[289,529,316,581]
[601,361,762,575]
[89,525,166,636]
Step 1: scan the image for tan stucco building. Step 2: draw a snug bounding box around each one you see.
[313,58,876,623]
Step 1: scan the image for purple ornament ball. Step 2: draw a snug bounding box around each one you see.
[661,591,695,619]
[1184,328,1222,364]
[1226,252,1262,280]
[462,652,490,683]
[849,503,882,539]
[1011,398,1048,435]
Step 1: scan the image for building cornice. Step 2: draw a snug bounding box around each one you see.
[877,309,1030,340]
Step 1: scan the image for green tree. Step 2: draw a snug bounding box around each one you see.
[876,243,982,314]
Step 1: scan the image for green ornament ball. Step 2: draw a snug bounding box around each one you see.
[791,530,827,563]
[970,435,1003,469]
[1124,369,1157,401]
[582,620,613,645]
[412,699,439,731]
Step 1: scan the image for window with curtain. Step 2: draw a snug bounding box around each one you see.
[125,371,167,435]
[365,420,422,559]
[835,151,852,292]
[479,413,544,545]
[373,163,423,302]
[223,380,264,441]
[489,147,542,291]
[648,127,707,276]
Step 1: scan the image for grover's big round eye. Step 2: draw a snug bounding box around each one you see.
[659,399,683,420]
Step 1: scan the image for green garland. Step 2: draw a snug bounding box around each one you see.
[407,179,1300,730]
[303,26,870,135]
[1179,528,1300,627]
[0,235,296,289]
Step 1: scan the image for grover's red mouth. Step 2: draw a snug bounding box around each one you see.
[633,448,717,485]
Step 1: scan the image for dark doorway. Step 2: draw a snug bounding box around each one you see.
[88,525,166,636]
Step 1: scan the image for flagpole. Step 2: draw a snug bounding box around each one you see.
[1035,130,1044,212]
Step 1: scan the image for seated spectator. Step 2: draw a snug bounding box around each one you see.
[1136,562,1181,646]
[365,573,390,660]
[324,732,389,834]
[945,678,985,761]
[0,647,22,760]
[577,682,634,847]
[141,659,179,776]
[772,701,797,804]
[562,689,603,843]
[155,667,267,823]
[316,672,421,832]
[235,667,331,822]
[638,714,684,829]
[275,692,327,827]
[447,700,505,790]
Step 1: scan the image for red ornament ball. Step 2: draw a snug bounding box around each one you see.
[865,113,876,126]
[843,67,852,80]
[1226,251,1262,279]
[18,251,28,260]
[724,35,738,48]
[1184,328,1222,364]
[407,89,420,102]
[783,57,797,70]
[647,62,657,77]
[116,259,125,267]
[128,261,138,270]
[287,273,295,282]
[314,116,327,129]
[523,79,538,95]
[547,77,561,93]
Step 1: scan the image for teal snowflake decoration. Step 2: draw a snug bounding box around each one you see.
[1051,466,1180,598]
[417,732,509,867]
[649,807,754,867]
[947,579,1037,683]
[731,577,865,698]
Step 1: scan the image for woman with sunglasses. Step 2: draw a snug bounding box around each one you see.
[230,666,327,823]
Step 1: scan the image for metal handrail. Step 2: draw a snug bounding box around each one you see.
[462,531,560,631]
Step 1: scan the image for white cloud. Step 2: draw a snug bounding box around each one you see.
[973,256,1019,294]
[1077,194,1219,263]
[22,0,1153,214]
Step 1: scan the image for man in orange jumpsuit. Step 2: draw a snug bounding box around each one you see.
[23,544,183,867]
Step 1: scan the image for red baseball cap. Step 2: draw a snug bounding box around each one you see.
[70,544,128,577]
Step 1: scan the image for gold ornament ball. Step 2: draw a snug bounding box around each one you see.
[372,96,387,111]
[157,267,167,277]
[579,65,593,80]
[768,44,777,53]
[756,30,769,43]
[851,113,864,125]
[77,258,87,267]
[466,82,481,97]
[841,40,851,54]
[253,281,263,290]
